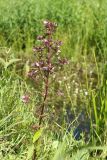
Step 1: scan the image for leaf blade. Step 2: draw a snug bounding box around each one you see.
[33,128,43,143]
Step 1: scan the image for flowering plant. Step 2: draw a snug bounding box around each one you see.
[28,20,68,128]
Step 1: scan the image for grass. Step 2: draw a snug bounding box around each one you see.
[0,0,107,58]
[0,0,107,159]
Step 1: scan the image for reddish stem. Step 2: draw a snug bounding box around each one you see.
[39,74,49,126]
[39,34,51,126]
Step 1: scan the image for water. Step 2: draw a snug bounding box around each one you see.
[65,108,90,141]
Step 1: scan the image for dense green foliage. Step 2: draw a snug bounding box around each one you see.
[0,0,107,159]
[0,0,107,58]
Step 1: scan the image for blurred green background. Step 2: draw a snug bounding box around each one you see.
[0,0,107,58]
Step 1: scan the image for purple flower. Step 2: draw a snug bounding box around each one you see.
[27,70,38,77]
[33,46,44,52]
[54,40,62,47]
[31,61,45,68]
[43,39,50,47]
[43,20,48,25]
[46,31,51,35]
[37,35,44,41]
[42,66,49,71]
[32,62,40,67]
[59,58,69,65]
[43,20,57,32]
[21,95,30,103]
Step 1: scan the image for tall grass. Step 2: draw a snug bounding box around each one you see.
[0,0,107,58]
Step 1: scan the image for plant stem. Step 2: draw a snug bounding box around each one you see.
[39,75,49,126]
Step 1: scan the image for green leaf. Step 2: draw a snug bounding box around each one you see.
[52,140,59,149]
[53,141,66,160]
[27,145,34,160]
[33,128,43,143]
[6,59,21,69]
[0,58,21,69]
[86,145,107,150]
[71,149,89,160]
[24,60,30,77]
[0,57,5,66]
